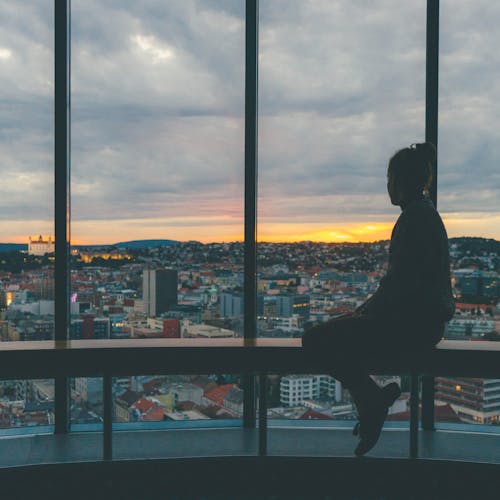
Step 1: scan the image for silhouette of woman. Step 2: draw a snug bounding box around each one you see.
[302,142,455,456]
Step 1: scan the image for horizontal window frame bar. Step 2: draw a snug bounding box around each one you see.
[0,339,498,380]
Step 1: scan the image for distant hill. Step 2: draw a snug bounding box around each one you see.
[112,239,179,249]
[71,239,179,250]
[0,237,497,253]
[449,237,500,254]
[0,243,27,253]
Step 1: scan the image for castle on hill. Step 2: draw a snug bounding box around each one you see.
[28,235,55,256]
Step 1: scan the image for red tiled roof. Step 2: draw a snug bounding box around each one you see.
[143,407,165,422]
[204,384,236,406]
[117,390,141,406]
[132,397,155,414]
[191,376,217,391]
[300,409,333,420]
[142,378,163,394]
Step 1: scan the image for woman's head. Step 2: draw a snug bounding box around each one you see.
[387,142,436,206]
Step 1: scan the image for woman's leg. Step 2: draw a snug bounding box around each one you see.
[302,313,389,410]
[302,313,403,455]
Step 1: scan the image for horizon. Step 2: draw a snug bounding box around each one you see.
[2,231,498,247]
[1,213,499,246]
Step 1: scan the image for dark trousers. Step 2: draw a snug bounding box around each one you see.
[301,312,444,391]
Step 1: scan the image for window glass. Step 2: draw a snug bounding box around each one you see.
[425,1,500,435]
[0,0,54,434]
[258,0,424,446]
[439,1,500,344]
[71,0,245,428]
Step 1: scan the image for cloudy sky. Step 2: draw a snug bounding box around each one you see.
[0,0,499,244]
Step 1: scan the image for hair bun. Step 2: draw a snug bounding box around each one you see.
[415,142,436,163]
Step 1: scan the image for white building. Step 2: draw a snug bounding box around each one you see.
[274,315,301,332]
[280,374,341,407]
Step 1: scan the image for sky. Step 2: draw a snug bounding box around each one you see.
[0,0,499,244]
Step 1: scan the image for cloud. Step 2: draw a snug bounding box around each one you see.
[0,0,498,243]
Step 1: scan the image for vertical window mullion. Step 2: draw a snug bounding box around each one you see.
[422,0,440,432]
[243,0,259,429]
[54,0,71,434]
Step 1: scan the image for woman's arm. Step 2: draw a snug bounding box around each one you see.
[356,210,427,316]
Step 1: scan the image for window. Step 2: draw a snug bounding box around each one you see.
[0,0,55,433]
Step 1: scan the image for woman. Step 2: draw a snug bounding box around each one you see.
[301,142,455,456]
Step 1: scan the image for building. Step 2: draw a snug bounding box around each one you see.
[181,320,234,339]
[75,377,102,406]
[165,304,201,323]
[143,268,178,317]
[33,277,55,301]
[273,315,301,333]
[19,319,54,341]
[455,269,500,299]
[28,235,55,256]
[275,294,310,320]
[166,383,203,406]
[70,319,83,339]
[109,313,130,339]
[280,375,339,407]
[445,318,495,339]
[91,318,109,339]
[163,319,180,338]
[435,377,500,424]
[220,292,243,318]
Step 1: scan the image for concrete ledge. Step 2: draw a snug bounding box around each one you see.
[0,455,499,499]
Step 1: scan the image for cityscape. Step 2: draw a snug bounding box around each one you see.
[0,236,498,431]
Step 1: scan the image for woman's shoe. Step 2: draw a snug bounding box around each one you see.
[382,382,401,406]
[352,382,401,437]
[353,382,401,455]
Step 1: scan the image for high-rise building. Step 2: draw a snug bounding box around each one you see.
[143,268,178,317]
[220,292,264,318]
[435,377,500,424]
[34,276,55,301]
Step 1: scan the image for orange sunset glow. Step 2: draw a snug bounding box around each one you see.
[1,212,499,245]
